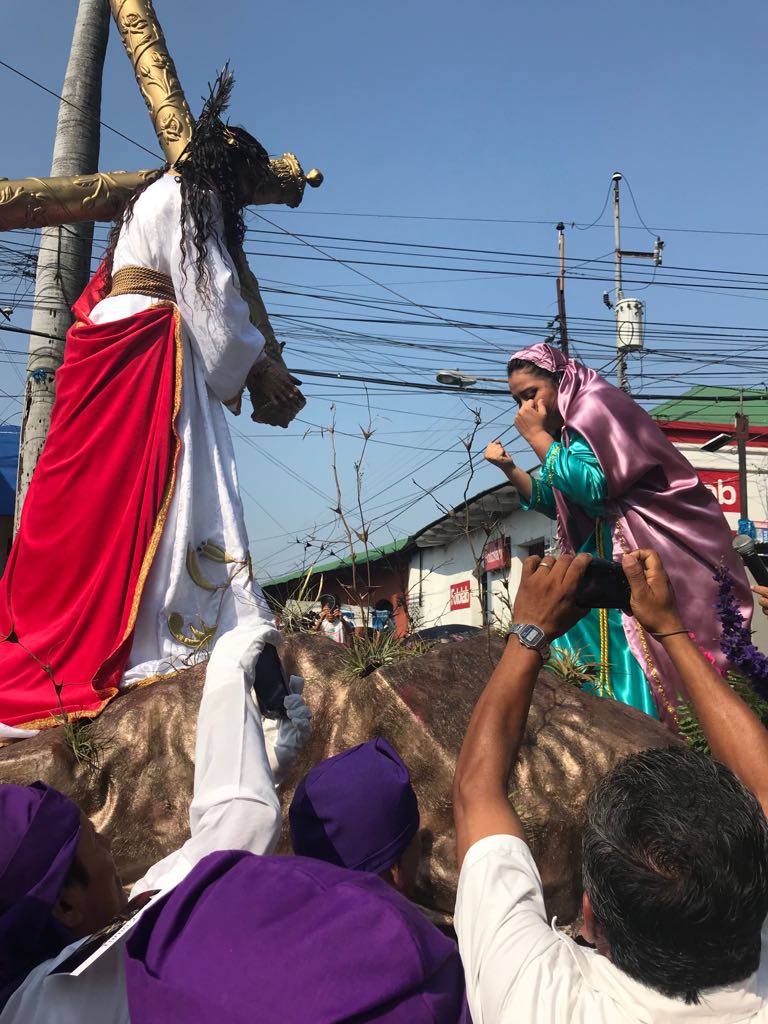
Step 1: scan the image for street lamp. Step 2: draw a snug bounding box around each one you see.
[435,370,508,388]
[700,432,733,453]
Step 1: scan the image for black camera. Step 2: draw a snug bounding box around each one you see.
[252,643,290,720]
[575,557,632,615]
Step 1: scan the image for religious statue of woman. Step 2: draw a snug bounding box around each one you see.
[484,342,752,728]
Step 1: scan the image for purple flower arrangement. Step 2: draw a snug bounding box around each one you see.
[714,564,768,698]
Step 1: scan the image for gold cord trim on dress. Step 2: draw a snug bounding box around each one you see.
[109,265,176,303]
[595,517,613,699]
[613,519,680,725]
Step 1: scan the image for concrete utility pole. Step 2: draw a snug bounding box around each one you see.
[612,174,627,391]
[555,222,569,358]
[610,172,663,394]
[15,0,111,531]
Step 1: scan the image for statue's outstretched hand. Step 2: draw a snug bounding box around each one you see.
[484,439,515,471]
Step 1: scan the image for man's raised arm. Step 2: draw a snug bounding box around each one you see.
[623,549,768,816]
[453,553,591,866]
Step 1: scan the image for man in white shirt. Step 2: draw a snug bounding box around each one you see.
[453,548,768,1023]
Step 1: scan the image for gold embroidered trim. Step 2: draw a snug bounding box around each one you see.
[12,691,119,731]
[530,475,542,509]
[120,306,184,645]
[547,443,561,484]
[121,669,182,693]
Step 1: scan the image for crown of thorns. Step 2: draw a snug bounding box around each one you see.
[176,63,269,170]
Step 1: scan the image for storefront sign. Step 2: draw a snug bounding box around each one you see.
[698,469,741,511]
[483,536,511,572]
[450,580,472,610]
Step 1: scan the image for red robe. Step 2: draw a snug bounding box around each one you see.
[0,272,182,729]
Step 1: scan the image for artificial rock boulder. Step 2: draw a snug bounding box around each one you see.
[0,634,678,922]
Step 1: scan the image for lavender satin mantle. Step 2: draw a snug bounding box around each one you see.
[511,344,753,723]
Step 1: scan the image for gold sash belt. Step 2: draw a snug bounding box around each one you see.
[109,266,176,304]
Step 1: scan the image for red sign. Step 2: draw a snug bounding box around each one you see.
[483,536,511,572]
[698,469,741,511]
[450,580,472,610]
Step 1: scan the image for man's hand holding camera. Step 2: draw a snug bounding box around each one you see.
[512,552,592,641]
[620,549,686,637]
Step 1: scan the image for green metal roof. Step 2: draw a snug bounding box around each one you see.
[652,386,768,426]
[263,537,412,588]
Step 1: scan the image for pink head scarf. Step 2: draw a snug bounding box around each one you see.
[509,343,753,723]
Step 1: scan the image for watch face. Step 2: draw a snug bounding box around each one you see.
[519,625,544,645]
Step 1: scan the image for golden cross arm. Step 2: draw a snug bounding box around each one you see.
[0,158,322,232]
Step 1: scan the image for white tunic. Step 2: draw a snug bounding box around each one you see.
[89,173,273,685]
[0,624,284,1024]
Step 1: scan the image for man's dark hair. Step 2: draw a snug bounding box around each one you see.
[582,746,768,1004]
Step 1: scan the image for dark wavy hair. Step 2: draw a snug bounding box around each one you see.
[103,66,271,299]
[582,746,768,1004]
[506,357,559,382]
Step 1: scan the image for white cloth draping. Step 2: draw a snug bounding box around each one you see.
[89,173,273,686]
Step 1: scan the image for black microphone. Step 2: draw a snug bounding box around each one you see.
[733,534,768,588]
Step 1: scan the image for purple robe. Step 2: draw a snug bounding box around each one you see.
[125,849,467,1023]
[0,782,81,1010]
[511,343,752,725]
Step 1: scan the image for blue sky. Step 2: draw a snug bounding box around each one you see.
[3,0,768,579]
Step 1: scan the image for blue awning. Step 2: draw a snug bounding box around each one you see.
[0,426,20,517]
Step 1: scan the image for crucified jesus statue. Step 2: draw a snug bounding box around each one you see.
[0,0,322,737]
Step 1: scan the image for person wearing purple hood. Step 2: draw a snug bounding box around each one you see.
[484,341,752,728]
[288,737,422,897]
[0,624,311,1023]
[0,636,467,1023]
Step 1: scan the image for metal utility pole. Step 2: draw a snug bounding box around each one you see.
[610,172,663,394]
[735,392,752,534]
[555,222,569,358]
[612,175,627,391]
[15,0,111,531]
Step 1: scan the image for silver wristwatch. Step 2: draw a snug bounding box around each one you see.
[506,623,551,661]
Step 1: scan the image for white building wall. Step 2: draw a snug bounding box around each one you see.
[409,507,555,630]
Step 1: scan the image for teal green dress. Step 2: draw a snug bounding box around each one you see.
[520,431,658,719]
